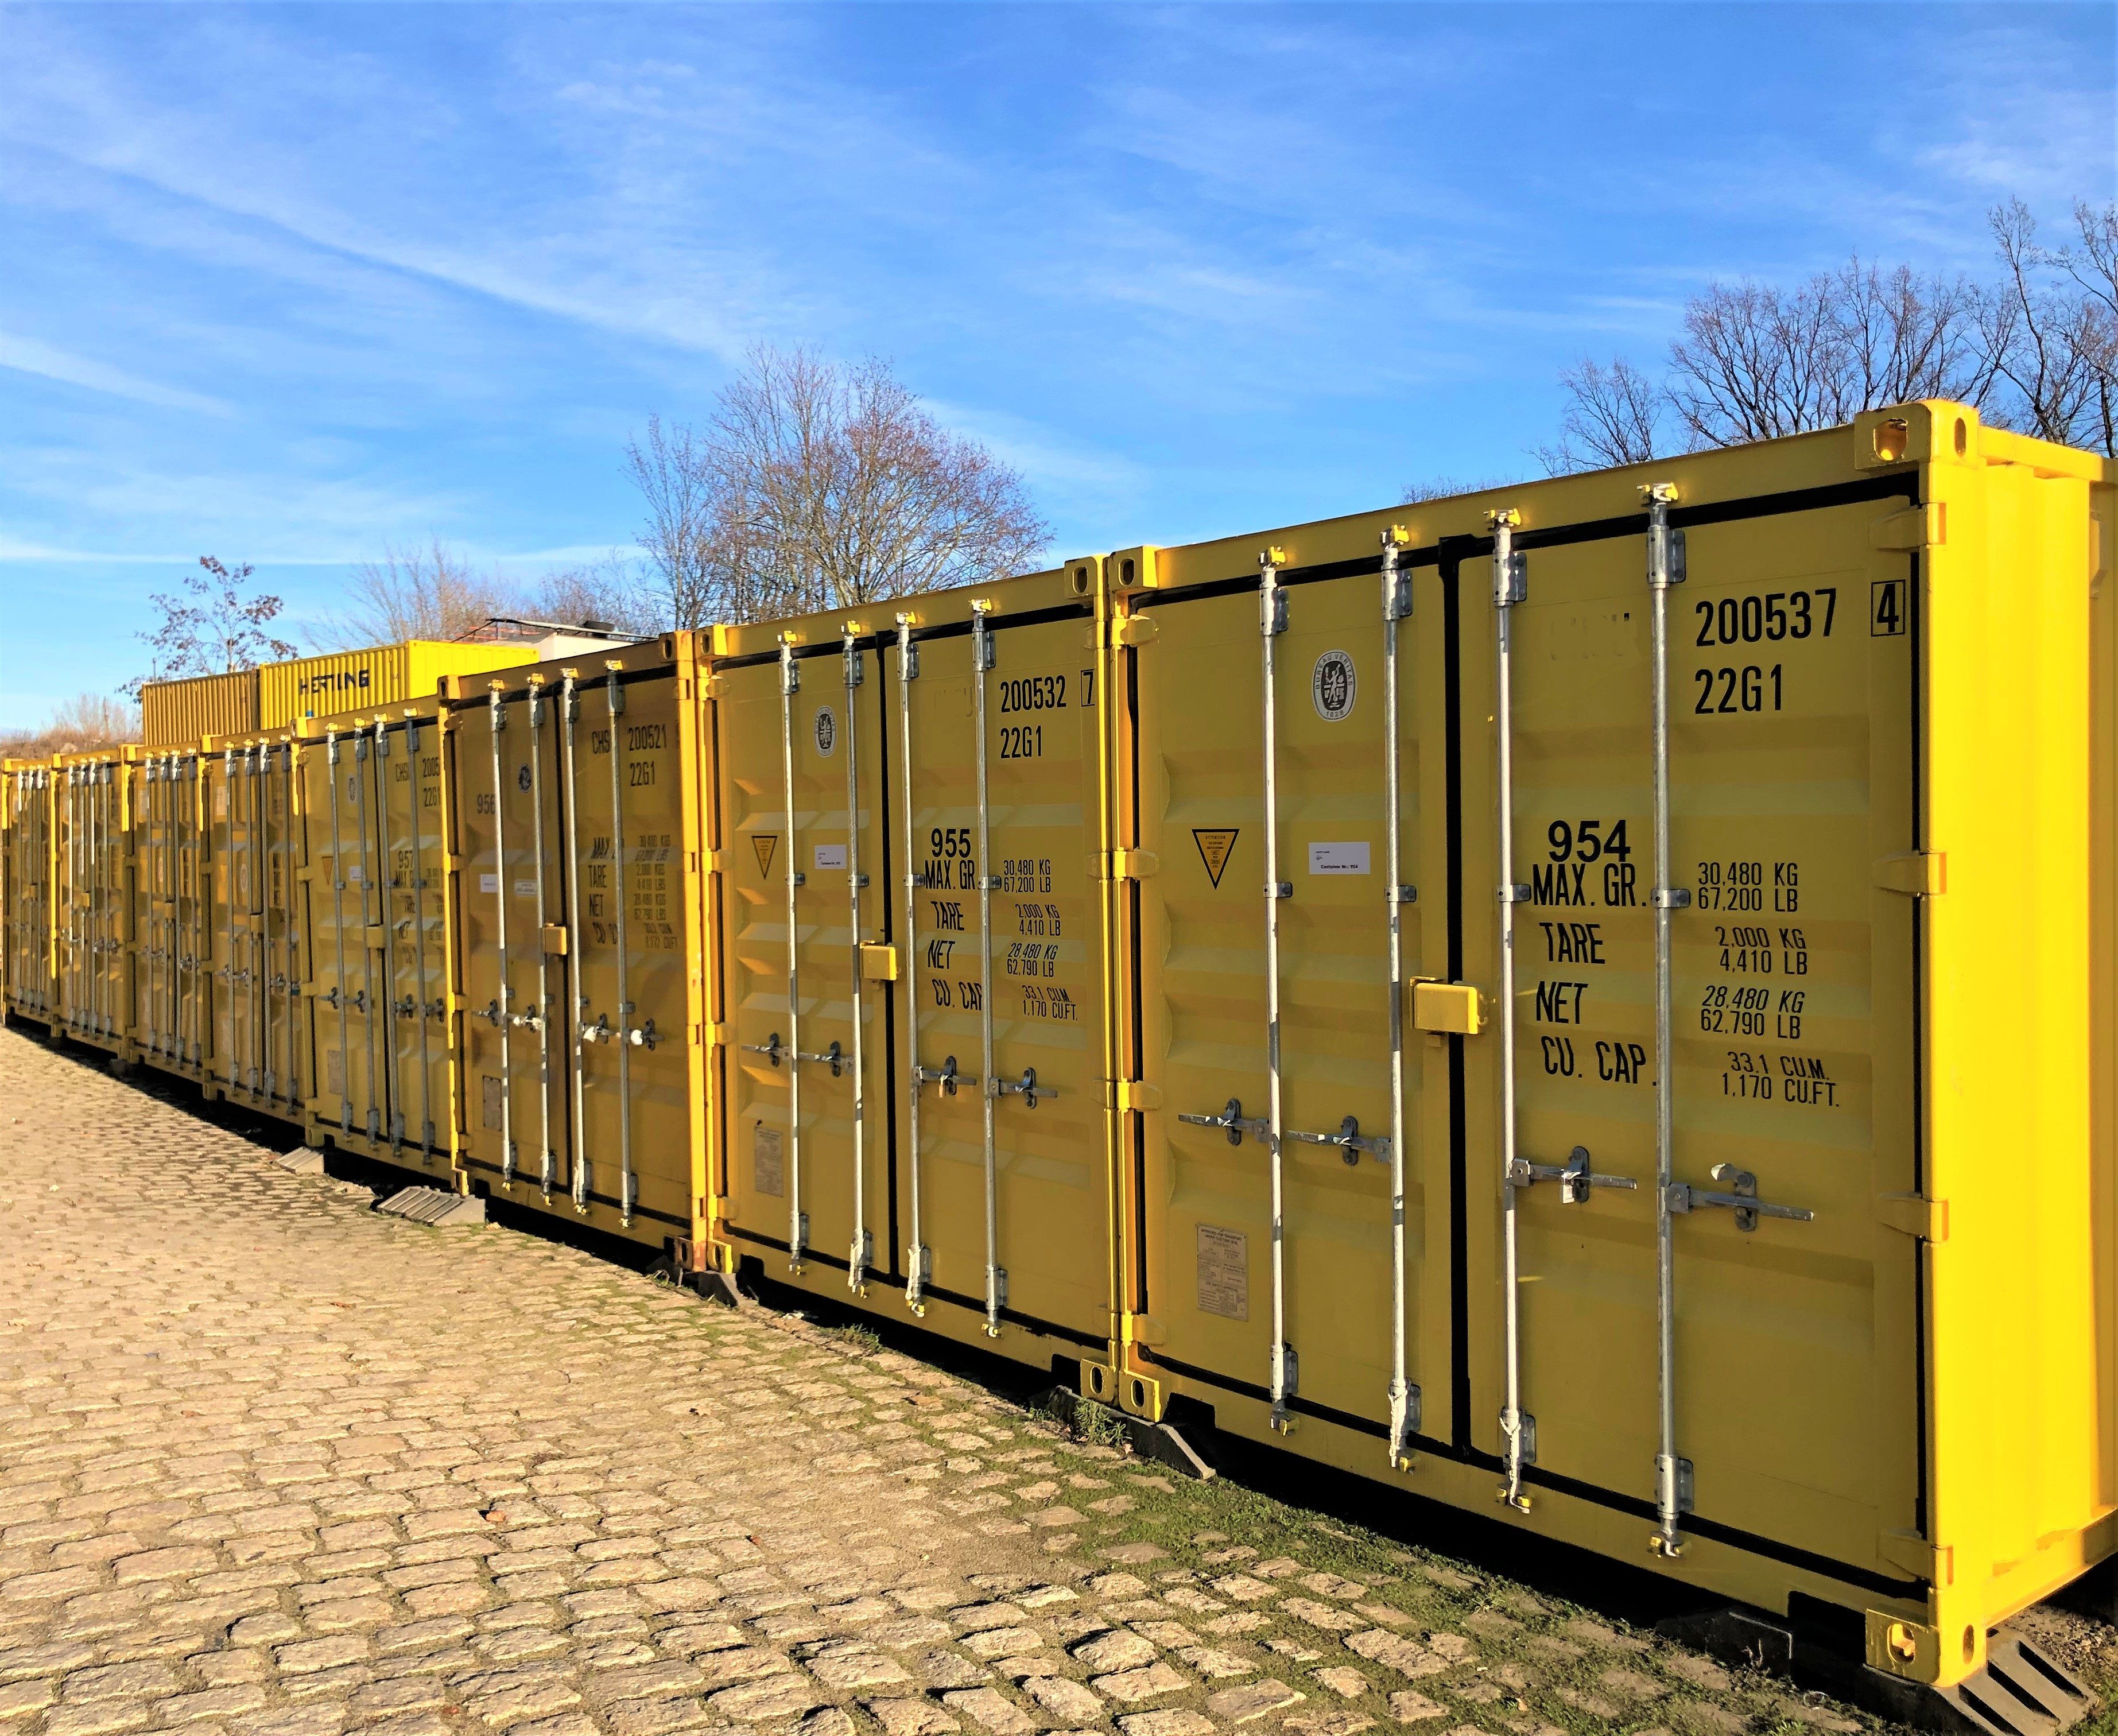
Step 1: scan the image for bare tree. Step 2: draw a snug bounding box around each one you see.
[623,417,719,631]
[129,557,297,695]
[1535,356,1667,474]
[317,537,520,647]
[1401,474,1530,505]
[0,694,141,760]
[1980,199,2117,454]
[627,347,1050,627]
[529,556,660,636]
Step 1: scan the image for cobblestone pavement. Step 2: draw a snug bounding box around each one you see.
[6,1023,2061,1736]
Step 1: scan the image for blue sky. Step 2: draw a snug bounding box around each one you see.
[1,2,2111,726]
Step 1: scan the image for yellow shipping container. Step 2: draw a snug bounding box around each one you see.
[1097,401,2116,1715]
[2,761,55,1020]
[448,635,715,1264]
[51,750,130,1056]
[141,669,259,747]
[197,732,306,1123]
[263,641,541,730]
[131,747,212,1082]
[707,565,1118,1369]
[296,696,455,1173]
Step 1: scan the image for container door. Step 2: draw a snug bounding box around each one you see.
[139,759,178,1061]
[259,743,303,1113]
[457,683,573,1200]
[721,638,894,1282]
[375,718,449,1164]
[887,608,1112,1344]
[208,751,246,1091]
[56,767,83,1033]
[1464,497,1919,1578]
[1120,561,1449,1446]
[306,731,388,1144]
[560,669,700,1235]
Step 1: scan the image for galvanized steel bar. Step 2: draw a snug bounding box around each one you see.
[1645,483,1690,1557]
[1258,549,1292,1429]
[280,746,297,1106]
[258,749,274,1097]
[971,601,1002,1336]
[406,718,435,1157]
[327,735,352,1136]
[221,750,239,1070]
[842,626,870,1288]
[1491,509,1533,1512]
[562,673,591,1211]
[895,614,929,1307]
[779,638,806,1267]
[490,690,517,1183]
[529,680,556,1196]
[606,669,635,1227]
[353,730,383,1140]
[371,722,404,1145]
[1380,529,1416,1466]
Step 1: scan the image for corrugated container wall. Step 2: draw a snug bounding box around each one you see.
[262,642,541,731]
[142,670,259,747]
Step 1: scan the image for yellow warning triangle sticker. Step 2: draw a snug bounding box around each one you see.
[1192,828,1239,890]
[752,835,778,878]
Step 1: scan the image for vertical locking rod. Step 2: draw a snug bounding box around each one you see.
[1491,509,1533,1512]
[222,751,239,1070]
[529,681,556,1195]
[257,749,273,1098]
[407,719,434,1157]
[562,674,591,1211]
[897,614,929,1306]
[354,731,383,1140]
[490,691,515,1182]
[1259,547,1292,1429]
[1645,483,1690,1556]
[372,723,404,1145]
[327,735,352,1136]
[1380,529,1417,1466]
[280,747,298,1106]
[779,638,806,1267]
[607,670,635,1226]
[972,600,1002,1335]
[842,626,870,1287]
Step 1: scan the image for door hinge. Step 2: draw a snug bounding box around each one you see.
[1871,505,1946,551]
[1411,981,1483,1035]
[1112,1079,1163,1113]
[1097,850,1160,881]
[1873,851,1945,896]
[1878,1529,1953,1586]
[1876,1194,1949,1242]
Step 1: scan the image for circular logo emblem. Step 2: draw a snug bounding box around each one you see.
[517,764,532,793]
[813,707,836,756]
[1312,650,1356,722]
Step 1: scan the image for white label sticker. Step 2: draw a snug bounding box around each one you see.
[1309,841,1371,875]
[479,873,499,894]
[814,844,848,871]
[346,863,364,884]
[754,1123,785,1198]
[514,879,537,899]
[1197,1224,1248,1322]
[1312,650,1356,721]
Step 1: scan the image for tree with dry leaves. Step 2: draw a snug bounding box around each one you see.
[627,347,1050,628]
[0,694,141,760]
[315,537,521,648]
[1540,203,2116,472]
[128,557,297,696]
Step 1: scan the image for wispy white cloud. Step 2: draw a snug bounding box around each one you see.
[0,330,227,414]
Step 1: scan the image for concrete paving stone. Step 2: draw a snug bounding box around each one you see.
[345,1678,447,1719]
[275,1637,373,1675]
[1310,1670,1367,1700]
[1384,1692,1446,1722]
[704,1677,820,1720]
[1339,1634,1446,1681]
[305,1599,399,1633]
[43,1703,156,1736]
[1279,1715,1372,1736]
[1172,1649,1251,1681]
[1087,1666,1187,1707]
[1069,1634,1155,1675]
[0,1677,59,1719]
[505,1716,598,1736]
[805,1653,911,1691]
[189,1654,270,1689]
[938,1689,1038,1735]
[158,1685,273,1723]
[0,1640,98,1683]
[227,1616,304,1648]
[786,1710,854,1736]
[1113,1714,1213,1736]
[1023,1677,1103,1723]
[599,1698,719,1736]
[60,1661,180,1703]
